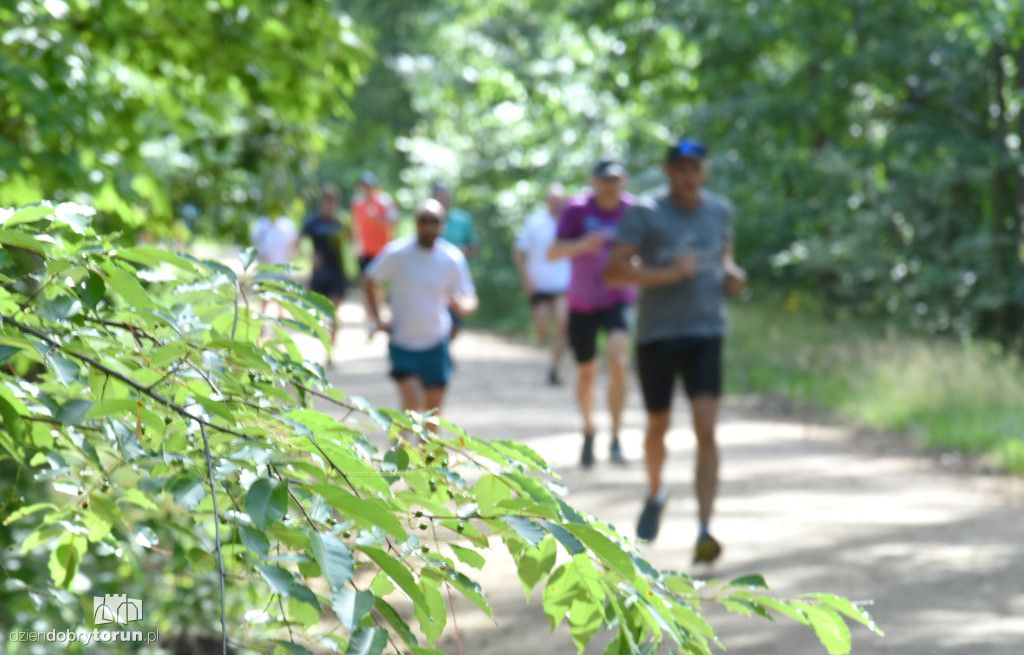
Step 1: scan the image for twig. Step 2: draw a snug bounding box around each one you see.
[200,423,229,655]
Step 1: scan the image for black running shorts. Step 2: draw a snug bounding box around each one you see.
[568,303,629,363]
[637,336,723,411]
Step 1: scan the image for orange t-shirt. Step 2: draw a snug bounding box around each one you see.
[352,192,397,257]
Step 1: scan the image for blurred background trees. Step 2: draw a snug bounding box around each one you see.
[3,0,1023,341]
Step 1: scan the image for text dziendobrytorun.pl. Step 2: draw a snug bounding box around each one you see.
[8,629,160,645]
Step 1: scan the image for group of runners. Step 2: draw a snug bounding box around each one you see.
[250,136,746,564]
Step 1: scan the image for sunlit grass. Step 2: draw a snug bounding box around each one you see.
[726,298,1024,474]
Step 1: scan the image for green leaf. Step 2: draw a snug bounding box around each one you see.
[332,589,374,632]
[108,267,155,310]
[57,399,94,426]
[4,204,53,227]
[2,502,58,526]
[257,564,298,596]
[449,544,486,570]
[799,602,853,655]
[345,627,388,655]
[273,642,315,655]
[0,390,27,446]
[359,546,425,607]
[374,597,418,646]
[444,569,493,619]
[311,484,407,540]
[166,473,207,510]
[48,533,85,588]
[565,523,636,582]
[503,516,545,547]
[80,271,106,310]
[801,594,883,634]
[239,526,271,559]
[0,229,46,253]
[516,535,558,595]
[727,574,769,589]
[0,344,21,364]
[246,478,290,531]
[46,353,81,388]
[107,418,145,461]
[310,532,353,592]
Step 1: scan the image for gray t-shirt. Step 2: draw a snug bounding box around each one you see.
[614,191,735,343]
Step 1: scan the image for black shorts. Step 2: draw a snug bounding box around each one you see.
[358,255,376,274]
[568,304,628,363]
[310,267,347,299]
[530,291,562,307]
[637,336,723,412]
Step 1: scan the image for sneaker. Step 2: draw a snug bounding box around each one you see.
[548,369,562,386]
[580,432,596,468]
[693,533,722,564]
[609,437,626,464]
[636,495,665,542]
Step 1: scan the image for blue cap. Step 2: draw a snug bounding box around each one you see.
[667,138,707,163]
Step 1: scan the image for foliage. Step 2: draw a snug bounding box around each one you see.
[725,295,1024,474]
[0,202,880,653]
[0,0,367,236]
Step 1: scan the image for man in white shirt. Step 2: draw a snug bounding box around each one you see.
[250,214,298,323]
[514,183,570,385]
[363,199,478,420]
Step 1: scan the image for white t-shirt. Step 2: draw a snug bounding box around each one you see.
[251,216,297,265]
[515,209,570,294]
[366,236,475,350]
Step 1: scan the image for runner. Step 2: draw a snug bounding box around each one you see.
[548,159,636,467]
[433,183,478,340]
[352,171,400,333]
[604,137,747,563]
[363,198,477,423]
[352,171,400,274]
[250,211,298,320]
[301,183,348,360]
[514,183,570,385]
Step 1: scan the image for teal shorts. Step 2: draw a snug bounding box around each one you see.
[388,339,452,388]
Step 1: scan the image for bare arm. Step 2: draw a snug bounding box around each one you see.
[450,293,479,317]
[722,240,747,295]
[547,231,604,261]
[363,276,389,332]
[604,243,698,288]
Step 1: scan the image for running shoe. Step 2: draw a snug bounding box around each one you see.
[580,432,596,468]
[636,495,665,542]
[609,437,626,464]
[693,533,722,564]
[548,369,562,386]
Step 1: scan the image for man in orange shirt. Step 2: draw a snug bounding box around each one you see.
[352,171,400,331]
[352,171,400,272]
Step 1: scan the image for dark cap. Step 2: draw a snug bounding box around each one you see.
[358,171,379,187]
[666,138,707,164]
[592,158,627,179]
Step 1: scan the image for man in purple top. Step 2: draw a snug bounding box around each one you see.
[548,158,636,468]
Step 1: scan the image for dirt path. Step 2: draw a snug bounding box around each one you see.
[318,302,1024,654]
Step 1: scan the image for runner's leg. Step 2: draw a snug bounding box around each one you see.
[424,386,446,434]
[606,328,630,439]
[532,297,551,342]
[397,376,426,413]
[551,294,568,379]
[690,395,720,527]
[645,410,671,495]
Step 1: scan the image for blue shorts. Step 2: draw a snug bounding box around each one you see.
[388,339,452,388]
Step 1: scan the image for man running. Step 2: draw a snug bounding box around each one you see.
[352,171,400,333]
[514,183,570,385]
[301,183,348,359]
[363,199,477,422]
[352,171,400,274]
[605,138,747,563]
[433,183,478,340]
[548,159,635,467]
